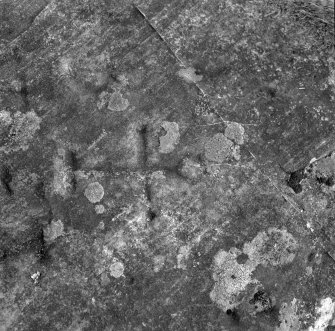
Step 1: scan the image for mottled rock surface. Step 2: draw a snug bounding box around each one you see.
[0,0,334,330]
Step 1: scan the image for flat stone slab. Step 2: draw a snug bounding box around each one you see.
[1,0,335,330]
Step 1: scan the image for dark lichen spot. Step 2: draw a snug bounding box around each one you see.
[226,308,240,322]
[307,251,316,262]
[148,209,157,221]
[128,276,136,285]
[268,87,276,98]
[0,249,8,262]
[249,290,273,313]
[236,253,249,264]
[287,169,305,193]
[316,176,334,186]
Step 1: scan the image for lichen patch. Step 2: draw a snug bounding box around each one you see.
[276,298,301,331]
[0,109,12,126]
[177,67,203,83]
[210,248,258,311]
[177,245,191,270]
[84,182,105,203]
[308,298,335,331]
[43,220,64,243]
[98,91,129,112]
[153,255,166,272]
[210,228,298,311]
[0,110,42,153]
[52,151,72,198]
[159,121,180,154]
[109,260,125,278]
[95,204,105,214]
[313,154,335,180]
[179,158,202,179]
[243,228,298,267]
[204,133,234,162]
[224,122,245,145]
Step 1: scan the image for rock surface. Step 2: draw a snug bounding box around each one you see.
[0,0,334,330]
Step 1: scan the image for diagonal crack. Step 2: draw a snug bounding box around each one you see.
[9,0,50,45]
[132,3,245,128]
[246,148,305,214]
[132,4,210,97]
[132,4,185,65]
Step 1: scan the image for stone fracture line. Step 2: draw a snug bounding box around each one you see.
[132,3,212,99]
[247,148,305,214]
[9,0,51,46]
[133,4,254,132]
[132,4,185,66]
